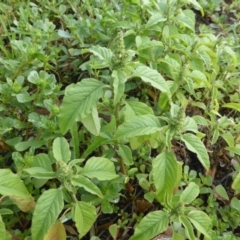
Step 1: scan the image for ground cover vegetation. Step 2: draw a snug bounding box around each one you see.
[0,0,240,239]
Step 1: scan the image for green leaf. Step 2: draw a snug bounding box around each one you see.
[32,153,52,170]
[187,210,211,238]
[0,169,31,198]
[16,93,33,103]
[172,231,185,240]
[134,66,170,94]
[231,197,240,211]
[14,140,45,151]
[58,29,71,38]
[186,0,204,16]
[118,145,133,165]
[222,103,240,113]
[10,195,35,212]
[114,114,162,140]
[82,157,118,180]
[88,45,113,64]
[152,151,178,195]
[53,137,71,163]
[211,129,219,145]
[81,107,101,136]
[224,46,237,67]
[189,70,210,88]
[23,167,57,179]
[43,221,66,240]
[145,13,167,28]
[71,175,103,198]
[181,133,210,170]
[214,184,229,201]
[32,189,64,240]
[58,79,104,134]
[226,146,240,156]
[72,201,97,238]
[183,117,198,133]
[109,224,118,239]
[176,9,195,31]
[179,216,195,240]
[0,215,6,240]
[124,100,154,121]
[232,171,240,190]
[81,119,116,159]
[192,115,208,125]
[112,70,126,106]
[220,133,234,147]
[180,182,199,204]
[129,211,169,240]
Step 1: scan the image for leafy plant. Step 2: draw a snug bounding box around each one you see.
[0,0,240,239]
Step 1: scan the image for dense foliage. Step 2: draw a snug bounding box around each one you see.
[0,0,240,239]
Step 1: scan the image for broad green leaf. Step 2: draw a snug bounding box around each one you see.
[222,103,240,113]
[181,133,210,170]
[179,216,195,240]
[53,137,71,163]
[124,100,153,121]
[232,171,240,190]
[129,211,169,240]
[215,184,229,201]
[192,115,208,125]
[183,117,198,133]
[73,201,97,238]
[30,154,53,188]
[152,151,177,195]
[82,157,118,180]
[44,221,66,240]
[231,197,240,211]
[81,119,116,159]
[24,167,57,179]
[58,79,104,134]
[187,210,211,238]
[226,146,240,156]
[0,209,13,215]
[186,0,204,16]
[114,114,161,140]
[32,153,52,170]
[0,215,6,240]
[224,46,237,67]
[198,49,211,70]
[145,13,167,28]
[58,29,71,38]
[112,70,126,106]
[16,93,33,103]
[172,231,185,240]
[71,175,103,198]
[136,36,163,50]
[134,66,170,94]
[189,70,210,88]
[14,140,45,151]
[160,56,181,80]
[176,10,195,31]
[10,195,35,212]
[0,169,31,198]
[32,189,64,240]
[109,224,118,239]
[81,107,101,136]
[88,45,113,64]
[118,145,133,165]
[180,182,199,204]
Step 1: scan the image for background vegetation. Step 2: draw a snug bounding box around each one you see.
[0,0,240,239]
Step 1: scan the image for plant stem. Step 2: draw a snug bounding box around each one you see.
[70,121,80,159]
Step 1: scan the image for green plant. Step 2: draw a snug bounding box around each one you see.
[0,0,240,239]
